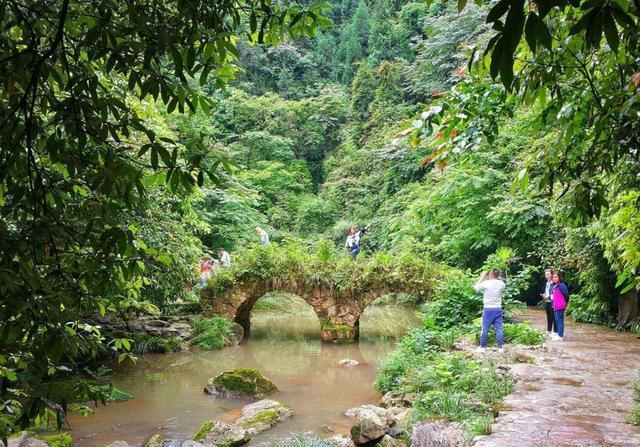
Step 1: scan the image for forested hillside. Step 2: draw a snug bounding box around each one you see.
[160,0,633,326]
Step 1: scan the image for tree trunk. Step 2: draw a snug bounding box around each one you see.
[617,290,639,328]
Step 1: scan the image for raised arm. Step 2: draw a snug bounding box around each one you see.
[473,271,487,292]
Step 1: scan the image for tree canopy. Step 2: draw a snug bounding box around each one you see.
[0,0,328,438]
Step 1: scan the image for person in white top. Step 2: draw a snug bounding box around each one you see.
[219,248,231,268]
[255,227,269,245]
[473,269,506,352]
[345,224,371,259]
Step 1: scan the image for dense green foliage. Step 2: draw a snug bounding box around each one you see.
[0,0,328,437]
[190,317,234,350]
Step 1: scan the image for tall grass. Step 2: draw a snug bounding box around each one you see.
[132,333,184,354]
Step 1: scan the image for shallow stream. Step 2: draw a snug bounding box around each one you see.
[67,295,421,446]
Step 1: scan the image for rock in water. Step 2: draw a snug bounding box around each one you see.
[1,432,48,447]
[105,442,133,447]
[410,421,465,447]
[144,434,164,447]
[192,420,251,447]
[348,405,395,445]
[204,368,277,399]
[180,441,207,447]
[339,358,359,367]
[235,399,292,436]
[325,435,356,447]
[345,405,395,425]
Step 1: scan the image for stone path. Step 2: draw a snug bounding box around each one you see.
[474,308,640,447]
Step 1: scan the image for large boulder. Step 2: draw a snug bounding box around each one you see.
[192,420,251,447]
[409,421,465,447]
[325,435,356,447]
[348,405,396,445]
[235,399,292,436]
[204,369,277,399]
[346,405,396,426]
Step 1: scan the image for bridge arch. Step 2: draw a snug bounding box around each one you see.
[202,278,396,343]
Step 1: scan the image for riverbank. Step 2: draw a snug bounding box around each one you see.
[473,309,640,447]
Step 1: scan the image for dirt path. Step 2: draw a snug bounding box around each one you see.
[474,308,640,447]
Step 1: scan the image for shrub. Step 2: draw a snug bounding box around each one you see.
[566,293,615,326]
[422,270,482,329]
[132,333,184,354]
[38,433,73,447]
[191,317,233,350]
[375,328,441,393]
[163,299,202,316]
[470,321,543,346]
[412,353,512,435]
[108,386,133,402]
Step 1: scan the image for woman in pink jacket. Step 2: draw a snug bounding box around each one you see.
[551,271,570,341]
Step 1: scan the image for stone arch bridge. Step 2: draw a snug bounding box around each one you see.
[202,278,416,343]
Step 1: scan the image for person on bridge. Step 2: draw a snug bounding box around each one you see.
[345,224,371,259]
[551,271,569,341]
[255,226,269,245]
[198,257,212,287]
[474,269,506,352]
[219,247,231,268]
[541,268,557,337]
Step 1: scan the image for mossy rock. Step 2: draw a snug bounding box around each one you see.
[192,420,250,447]
[144,434,164,447]
[204,369,277,399]
[235,399,292,435]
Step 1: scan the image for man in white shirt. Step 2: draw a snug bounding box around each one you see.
[219,248,231,268]
[473,269,506,352]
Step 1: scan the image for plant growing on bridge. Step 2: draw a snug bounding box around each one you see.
[204,241,439,299]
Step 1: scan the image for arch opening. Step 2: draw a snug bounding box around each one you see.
[248,292,321,341]
[358,293,422,342]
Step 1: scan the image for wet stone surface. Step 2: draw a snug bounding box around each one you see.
[473,309,640,447]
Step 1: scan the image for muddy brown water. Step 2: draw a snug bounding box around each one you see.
[474,309,640,447]
[66,297,421,446]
